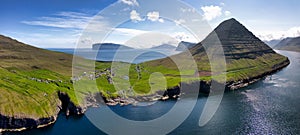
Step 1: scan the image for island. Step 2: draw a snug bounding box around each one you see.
[92,43,134,50]
[0,18,290,132]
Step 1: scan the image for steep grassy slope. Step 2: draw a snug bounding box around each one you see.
[0,35,73,76]
[0,35,112,119]
[274,36,300,52]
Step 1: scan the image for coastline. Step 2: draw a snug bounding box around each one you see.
[0,115,57,133]
[0,57,290,133]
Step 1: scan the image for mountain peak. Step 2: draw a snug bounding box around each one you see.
[191,18,275,59]
[213,18,255,40]
[225,18,238,22]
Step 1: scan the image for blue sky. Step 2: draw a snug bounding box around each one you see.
[1,0,299,48]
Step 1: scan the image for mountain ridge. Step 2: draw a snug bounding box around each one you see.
[274,36,300,52]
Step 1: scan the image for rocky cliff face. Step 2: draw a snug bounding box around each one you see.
[0,115,56,132]
[57,91,85,116]
[0,91,84,132]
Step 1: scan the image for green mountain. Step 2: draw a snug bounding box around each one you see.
[274,36,300,52]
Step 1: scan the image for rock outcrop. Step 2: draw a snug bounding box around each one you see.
[57,91,85,116]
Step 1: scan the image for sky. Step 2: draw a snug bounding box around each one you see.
[1,0,300,48]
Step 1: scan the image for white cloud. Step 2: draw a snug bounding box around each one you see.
[201,5,222,21]
[172,32,198,43]
[174,19,186,25]
[129,10,164,23]
[124,32,178,48]
[180,8,196,13]
[22,11,111,33]
[19,11,112,47]
[192,19,201,22]
[6,31,79,48]
[220,2,225,6]
[130,10,143,22]
[147,11,164,23]
[225,11,231,16]
[158,18,164,23]
[105,29,198,48]
[113,28,149,36]
[119,0,139,6]
[257,27,300,41]
[122,7,131,12]
[22,11,95,29]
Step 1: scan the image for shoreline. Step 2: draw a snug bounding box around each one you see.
[0,115,57,133]
[0,58,290,133]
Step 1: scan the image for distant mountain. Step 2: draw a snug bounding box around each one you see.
[150,44,176,50]
[175,41,197,51]
[274,36,300,52]
[264,39,281,48]
[92,43,134,50]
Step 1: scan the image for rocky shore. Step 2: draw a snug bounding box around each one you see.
[226,58,290,90]
[0,115,56,132]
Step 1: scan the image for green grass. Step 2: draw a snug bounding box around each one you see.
[0,68,63,118]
